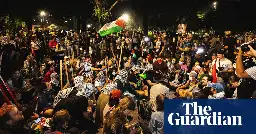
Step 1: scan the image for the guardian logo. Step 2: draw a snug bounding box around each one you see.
[168,102,242,126]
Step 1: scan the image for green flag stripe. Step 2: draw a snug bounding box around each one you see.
[99,26,123,37]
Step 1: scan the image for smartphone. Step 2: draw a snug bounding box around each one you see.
[34,118,41,124]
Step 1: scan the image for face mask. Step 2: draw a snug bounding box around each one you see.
[172,60,176,64]
[179,61,184,65]
[167,62,170,66]
[70,68,74,72]
[189,76,193,81]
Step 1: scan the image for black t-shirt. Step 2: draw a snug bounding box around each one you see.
[128,74,138,85]
[144,71,154,88]
[153,61,168,74]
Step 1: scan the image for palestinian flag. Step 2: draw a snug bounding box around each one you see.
[99,17,125,37]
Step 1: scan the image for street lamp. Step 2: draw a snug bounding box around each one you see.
[87,24,92,28]
[213,1,217,10]
[40,11,46,17]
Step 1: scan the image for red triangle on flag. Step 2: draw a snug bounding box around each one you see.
[115,19,125,29]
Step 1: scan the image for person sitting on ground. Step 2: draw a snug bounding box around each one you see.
[176,71,199,98]
[0,103,25,134]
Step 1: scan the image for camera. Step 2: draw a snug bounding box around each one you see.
[240,42,256,52]
[218,67,224,71]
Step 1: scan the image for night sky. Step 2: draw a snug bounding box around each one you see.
[1,0,256,31]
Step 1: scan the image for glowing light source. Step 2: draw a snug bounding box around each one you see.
[122,13,130,22]
[40,11,46,17]
[196,48,204,54]
[213,1,218,9]
[144,37,149,42]
[87,24,92,28]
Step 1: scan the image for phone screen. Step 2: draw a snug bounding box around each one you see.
[34,118,41,124]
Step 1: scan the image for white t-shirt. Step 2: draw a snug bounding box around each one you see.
[150,84,169,111]
[212,58,233,72]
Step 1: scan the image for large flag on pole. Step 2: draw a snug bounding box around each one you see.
[99,16,126,37]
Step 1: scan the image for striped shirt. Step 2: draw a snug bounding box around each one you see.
[245,66,256,80]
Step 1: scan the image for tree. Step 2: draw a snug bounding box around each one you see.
[0,15,26,35]
[91,0,121,25]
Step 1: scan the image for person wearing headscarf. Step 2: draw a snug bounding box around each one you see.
[95,69,127,128]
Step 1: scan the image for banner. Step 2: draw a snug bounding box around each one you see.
[164,99,256,134]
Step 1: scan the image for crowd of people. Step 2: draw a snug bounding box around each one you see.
[0,29,255,134]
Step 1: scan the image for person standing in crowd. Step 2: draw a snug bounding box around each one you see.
[213,50,234,73]
[149,94,164,134]
[31,35,42,64]
[223,33,236,60]
[49,35,57,50]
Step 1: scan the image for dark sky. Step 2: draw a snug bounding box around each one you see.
[1,0,256,30]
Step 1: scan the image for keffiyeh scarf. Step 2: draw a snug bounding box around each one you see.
[74,76,97,98]
[81,62,93,77]
[76,83,97,98]
[115,69,128,84]
[145,64,153,72]
[95,71,106,87]
[50,73,59,86]
[53,87,74,107]
[101,82,117,95]
[74,76,84,88]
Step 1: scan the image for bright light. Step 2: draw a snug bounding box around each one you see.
[87,24,92,28]
[40,11,46,17]
[122,14,129,22]
[144,37,149,42]
[196,48,204,54]
[213,1,217,9]
[70,19,72,21]
[65,21,68,23]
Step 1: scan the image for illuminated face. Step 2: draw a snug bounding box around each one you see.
[212,55,217,60]
[9,107,24,122]
[189,74,196,81]
[13,71,20,79]
[201,77,209,86]
[217,54,224,59]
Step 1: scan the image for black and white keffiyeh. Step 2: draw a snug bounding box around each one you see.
[74,76,84,88]
[53,87,74,107]
[146,64,153,71]
[50,73,59,86]
[101,82,117,95]
[95,71,106,87]
[76,83,97,98]
[80,62,93,77]
[115,69,128,84]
